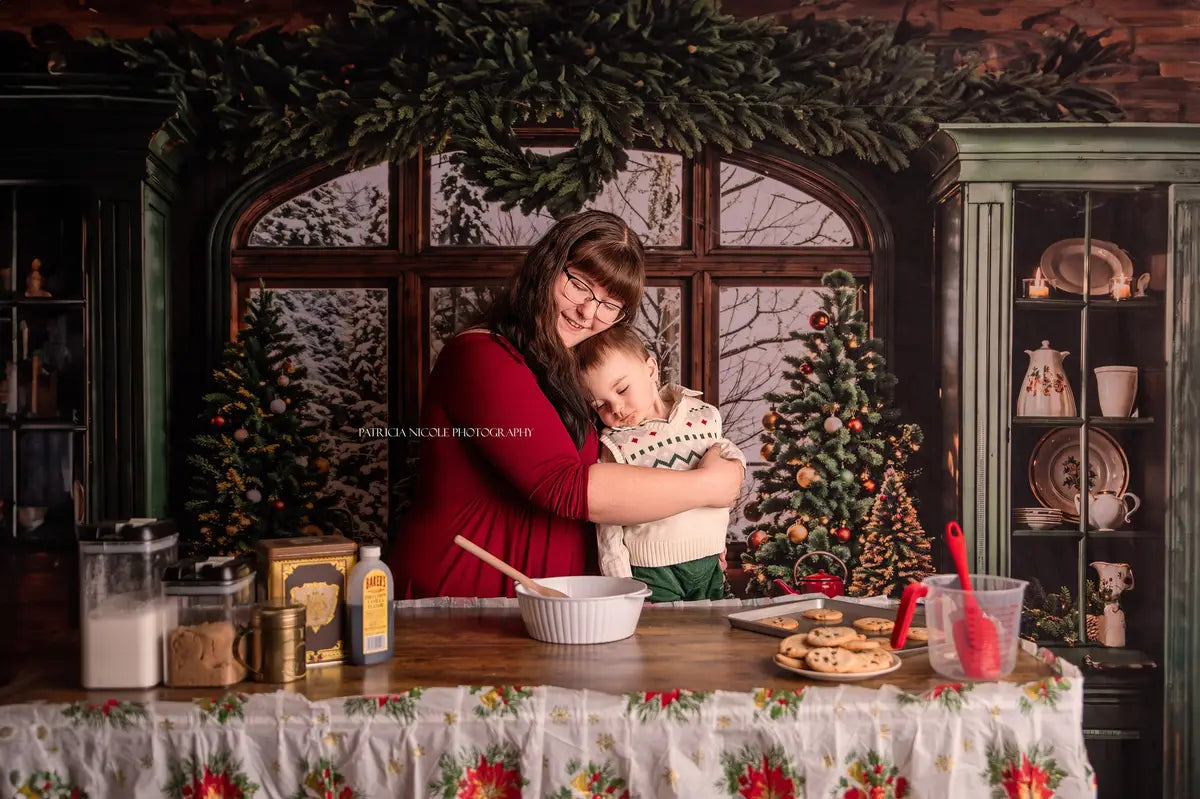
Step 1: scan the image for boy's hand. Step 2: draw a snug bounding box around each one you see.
[718,548,728,572]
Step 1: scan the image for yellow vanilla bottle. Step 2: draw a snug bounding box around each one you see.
[346,545,394,665]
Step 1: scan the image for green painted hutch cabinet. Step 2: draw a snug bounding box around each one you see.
[924,123,1200,798]
[0,75,182,663]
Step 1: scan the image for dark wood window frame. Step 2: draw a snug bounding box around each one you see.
[223,139,891,541]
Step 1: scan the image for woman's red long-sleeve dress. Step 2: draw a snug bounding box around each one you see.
[389,331,599,597]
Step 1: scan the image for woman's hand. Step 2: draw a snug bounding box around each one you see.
[698,444,744,507]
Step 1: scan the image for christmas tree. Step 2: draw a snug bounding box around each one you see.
[740,269,922,596]
[185,288,338,555]
[847,467,934,598]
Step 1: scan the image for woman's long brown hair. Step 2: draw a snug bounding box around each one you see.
[487,211,645,448]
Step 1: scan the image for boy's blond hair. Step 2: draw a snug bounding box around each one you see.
[575,325,651,373]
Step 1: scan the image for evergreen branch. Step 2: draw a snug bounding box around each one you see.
[86,0,1125,217]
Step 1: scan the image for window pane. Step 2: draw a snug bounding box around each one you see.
[428,285,501,366]
[633,285,683,387]
[249,164,390,247]
[718,285,825,540]
[719,162,853,247]
[430,150,683,247]
[248,286,390,544]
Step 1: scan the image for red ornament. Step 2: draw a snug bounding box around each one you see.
[271,499,285,511]
[847,417,863,432]
[211,415,226,428]
[798,361,814,376]
[833,525,851,542]
[748,530,769,549]
[809,311,830,330]
[863,479,877,493]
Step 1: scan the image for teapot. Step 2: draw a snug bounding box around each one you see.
[1074,490,1141,531]
[1017,340,1077,417]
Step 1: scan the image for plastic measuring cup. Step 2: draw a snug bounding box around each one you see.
[896,573,1028,680]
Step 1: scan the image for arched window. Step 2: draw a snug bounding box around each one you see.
[230,145,880,545]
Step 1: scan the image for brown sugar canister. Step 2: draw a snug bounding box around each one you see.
[256,536,357,666]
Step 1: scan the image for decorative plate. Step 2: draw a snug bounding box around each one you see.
[773,652,902,682]
[1038,238,1133,296]
[1029,427,1129,520]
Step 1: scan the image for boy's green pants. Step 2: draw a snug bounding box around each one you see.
[631,554,727,603]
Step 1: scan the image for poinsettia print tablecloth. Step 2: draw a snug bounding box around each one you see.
[0,643,1093,799]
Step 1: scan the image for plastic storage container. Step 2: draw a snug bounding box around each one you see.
[78,519,178,689]
[162,555,255,687]
[346,545,394,665]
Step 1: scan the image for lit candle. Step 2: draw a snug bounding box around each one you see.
[1110,275,1130,300]
[1027,269,1050,299]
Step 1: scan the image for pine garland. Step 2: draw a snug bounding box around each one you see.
[92,0,1128,217]
[847,466,934,598]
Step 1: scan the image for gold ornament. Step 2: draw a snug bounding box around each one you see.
[760,443,776,462]
[795,466,819,488]
[787,458,803,466]
[762,410,779,431]
[848,335,859,349]
[756,571,768,584]
[313,456,330,473]
[787,523,809,544]
[820,515,829,525]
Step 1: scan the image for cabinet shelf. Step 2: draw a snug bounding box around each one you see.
[0,419,86,431]
[0,298,86,309]
[1012,416,1084,427]
[1089,417,1156,429]
[1014,298,1085,310]
[1012,528,1159,539]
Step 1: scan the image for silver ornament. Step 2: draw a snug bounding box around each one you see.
[245,488,262,503]
[823,416,843,433]
[269,398,287,413]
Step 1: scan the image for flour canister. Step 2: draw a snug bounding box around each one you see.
[1017,340,1077,417]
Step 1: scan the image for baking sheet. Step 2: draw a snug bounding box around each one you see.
[727,597,928,656]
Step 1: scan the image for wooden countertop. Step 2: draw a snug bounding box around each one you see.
[0,605,1055,703]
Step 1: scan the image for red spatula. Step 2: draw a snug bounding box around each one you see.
[946,522,1001,679]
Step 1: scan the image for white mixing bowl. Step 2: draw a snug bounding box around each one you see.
[515,576,651,644]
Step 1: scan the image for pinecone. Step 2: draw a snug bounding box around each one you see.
[1085,614,1101,642]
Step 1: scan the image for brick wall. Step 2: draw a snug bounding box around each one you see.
[0,0,1197,120]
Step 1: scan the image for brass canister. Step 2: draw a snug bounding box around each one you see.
[234,600,307,683]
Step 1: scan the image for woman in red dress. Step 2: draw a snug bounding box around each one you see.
[389,211,744,597]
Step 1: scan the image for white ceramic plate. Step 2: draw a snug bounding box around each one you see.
[1039,238,1133,296]
[773,652,902,682]
[1029,427,1129,520]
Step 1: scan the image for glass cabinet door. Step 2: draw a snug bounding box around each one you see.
[1009,186,1167,659]
[0,185,88,543]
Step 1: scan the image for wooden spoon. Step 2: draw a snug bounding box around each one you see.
[452,535,570,598]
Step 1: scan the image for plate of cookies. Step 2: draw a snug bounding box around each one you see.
[777,623,902,676]
[727,598,927,655]
[773,626,902,681]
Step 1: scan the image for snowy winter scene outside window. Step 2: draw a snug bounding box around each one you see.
[719,286,825,541]
[719,162,854,247]
[249,287,390,545]
[430,149,682,247]
[249,163,390,247]
[428,285,501,364]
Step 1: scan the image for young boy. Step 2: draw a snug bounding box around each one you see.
[576,326,746,602]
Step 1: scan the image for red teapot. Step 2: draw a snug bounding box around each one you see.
[772,551,847,598]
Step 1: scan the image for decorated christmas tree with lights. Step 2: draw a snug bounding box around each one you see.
[185,288,338,555]
[847,466,934,597]
[740,269,922,596]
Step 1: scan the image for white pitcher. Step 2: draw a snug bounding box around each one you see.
[1017,340,1077,417]
[1074,490,1141,531]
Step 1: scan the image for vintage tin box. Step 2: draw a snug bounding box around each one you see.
[256,536,357,666]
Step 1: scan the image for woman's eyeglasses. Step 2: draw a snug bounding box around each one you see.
[561,268,626,324]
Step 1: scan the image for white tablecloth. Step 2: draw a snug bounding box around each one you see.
[0,596,1095,798]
